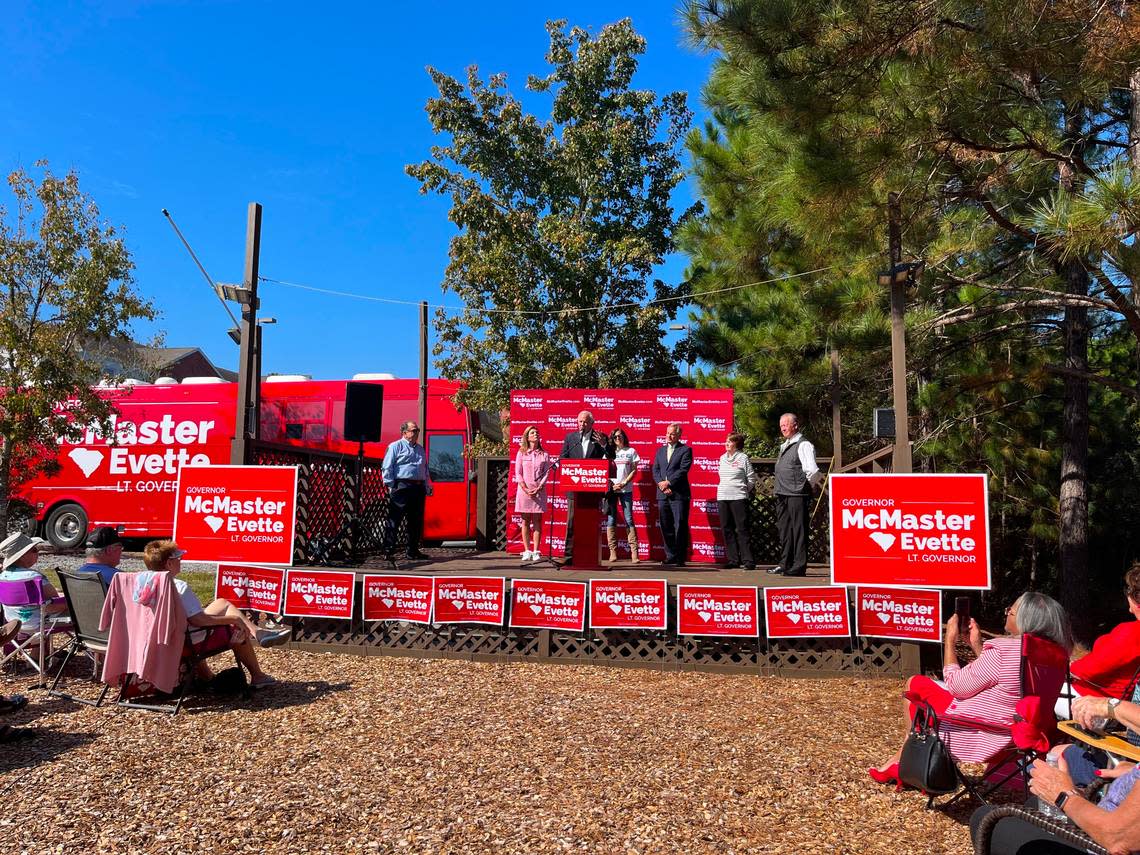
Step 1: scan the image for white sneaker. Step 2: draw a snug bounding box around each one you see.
[521,550,532,561]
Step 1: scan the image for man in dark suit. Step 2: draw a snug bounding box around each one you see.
[556,410,609,566]
[652,423,693,566]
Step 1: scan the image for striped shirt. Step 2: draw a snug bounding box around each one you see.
[939,636,1023,763]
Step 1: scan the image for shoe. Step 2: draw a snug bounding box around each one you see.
[0,619,20,647]
[384,553,397,564]
[783,570,807,578]
[868,763,900,785]
[552,557,570,568]
[766,566,784,575]
[742,563,756,571]
[722,562,740,570]
[255,628,291,648]
[407,551,430,561]
[250,675,279,689]
[520,550,532,561]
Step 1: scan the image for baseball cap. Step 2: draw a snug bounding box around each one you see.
[85,526,123,550]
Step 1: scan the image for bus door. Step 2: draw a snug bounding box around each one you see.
[423,432,467,540]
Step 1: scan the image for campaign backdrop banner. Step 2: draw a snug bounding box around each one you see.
[174,464,298,565]
[508,388,734,563]
[283,569,355,619]
[589,578,668,630]
[676,585,760,637]
[856,586,942,642]
[829,473,991,590]
[215,563,285,613]
[433,576,506,626]
[764,586,851,639]
[362,574,434,624]
[509,579,588,632]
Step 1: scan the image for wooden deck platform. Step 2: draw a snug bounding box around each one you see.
[336,549,832,587]
[287,549,918,678]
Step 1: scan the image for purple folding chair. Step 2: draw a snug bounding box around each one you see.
[0,575,73,687]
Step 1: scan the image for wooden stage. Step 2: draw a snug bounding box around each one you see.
[339,549,832,587]
[286,549,919,678]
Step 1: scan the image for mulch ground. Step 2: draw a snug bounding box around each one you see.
[0,652,980,854]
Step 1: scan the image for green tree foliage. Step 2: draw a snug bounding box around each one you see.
[683,0,1140,633]
[407,19,697,415]
[0,164,154,529]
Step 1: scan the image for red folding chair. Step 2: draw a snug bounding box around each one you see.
[912,633,1069,809]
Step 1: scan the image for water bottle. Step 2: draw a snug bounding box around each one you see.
[1089,715,1110,733]
[1037,752,1068,821]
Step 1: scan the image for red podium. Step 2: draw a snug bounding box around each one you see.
[559,459,610,571]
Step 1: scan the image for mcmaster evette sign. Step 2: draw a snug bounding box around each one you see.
[829,473,991,590]
[174,464,298,565]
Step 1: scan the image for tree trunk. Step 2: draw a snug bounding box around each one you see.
[1058,259,1091,642]
[0,436,11,536]
[1131,69,1140,174]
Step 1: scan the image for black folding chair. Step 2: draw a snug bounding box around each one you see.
[47,569,111,707]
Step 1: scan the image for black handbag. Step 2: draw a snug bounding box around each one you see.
[898,701,958,794]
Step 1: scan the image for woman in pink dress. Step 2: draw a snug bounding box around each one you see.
[514,426,553,562]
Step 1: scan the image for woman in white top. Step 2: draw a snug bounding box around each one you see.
[605,427,641,563]
[716,433,759,569]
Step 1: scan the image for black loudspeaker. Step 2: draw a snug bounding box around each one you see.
[344,382,384,443]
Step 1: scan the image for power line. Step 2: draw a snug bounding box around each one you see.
[161,208,240,328]
[257,264,841,317]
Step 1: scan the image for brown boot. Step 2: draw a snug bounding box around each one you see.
[606,526,618,563]
[627,528,639,563]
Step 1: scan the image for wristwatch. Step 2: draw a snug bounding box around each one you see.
[1054,789,1079,811]
[1107,697,1122,720]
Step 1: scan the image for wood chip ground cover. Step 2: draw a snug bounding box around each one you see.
[1,652,982,853]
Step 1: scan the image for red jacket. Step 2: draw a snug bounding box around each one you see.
[1070,620,1140,699]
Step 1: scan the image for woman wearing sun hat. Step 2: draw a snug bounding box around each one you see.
[0,532,69,633]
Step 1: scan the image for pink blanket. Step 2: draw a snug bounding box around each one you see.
[99,572,187,694]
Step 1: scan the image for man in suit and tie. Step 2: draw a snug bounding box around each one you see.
[556,410,609,566]
[652,423,693,566]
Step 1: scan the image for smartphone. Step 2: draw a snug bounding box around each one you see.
[955,596,971,629]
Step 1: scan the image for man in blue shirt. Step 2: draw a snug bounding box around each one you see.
[381,421,433,562]
[77,526,124,587]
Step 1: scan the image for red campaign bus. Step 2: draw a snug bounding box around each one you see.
[14,375,483,548]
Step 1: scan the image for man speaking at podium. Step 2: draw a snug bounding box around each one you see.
[555,410,609,567]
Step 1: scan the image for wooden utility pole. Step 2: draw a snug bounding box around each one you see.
[418,300,429,435]
[230,202,262,465]
[830,347,842,470]
[888,193,913,474]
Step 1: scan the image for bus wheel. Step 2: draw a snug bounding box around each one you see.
[44,503,88,549]
[5,501,37,538]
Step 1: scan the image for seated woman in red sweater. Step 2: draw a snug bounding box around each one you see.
[1068,563,1140,702]
[869,591,1073,785]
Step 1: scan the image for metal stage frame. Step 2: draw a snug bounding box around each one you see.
[286,552,919,678]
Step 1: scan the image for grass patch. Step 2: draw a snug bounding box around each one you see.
[39,566,217,604]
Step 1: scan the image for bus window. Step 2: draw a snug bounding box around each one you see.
[428,434,464,482]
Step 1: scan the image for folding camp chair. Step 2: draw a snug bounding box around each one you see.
[915,633,1069,809]
[972,779,1111,855]
[47,569,111,707]
[0,575,73,687]
[114,625,231,715]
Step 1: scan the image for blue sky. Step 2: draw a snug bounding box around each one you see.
[1,1,714,380]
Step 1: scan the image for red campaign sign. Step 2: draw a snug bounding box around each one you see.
[362,575,434,624]
[433,576,506,626]
[589,578,668,630]
[509,579,587,632]
[676,585,760,637]
[215,564,285,613]
[283,569,355,619]
[856,586,942,642]
[174,464,297,566]
[559,459,609,493]
[829,473,991,590]
[764,587,851,639]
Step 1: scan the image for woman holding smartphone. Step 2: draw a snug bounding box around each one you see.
[605,427,640,563]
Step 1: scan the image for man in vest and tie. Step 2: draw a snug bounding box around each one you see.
[768,413,819,577]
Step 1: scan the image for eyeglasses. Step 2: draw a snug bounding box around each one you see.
[406,428,420,434]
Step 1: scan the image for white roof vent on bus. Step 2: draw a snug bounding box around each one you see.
[154,377,179,386]
[351,373,397,380]
[264,374,312,382]
[96,378,145,388]
[181,376,227,385]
